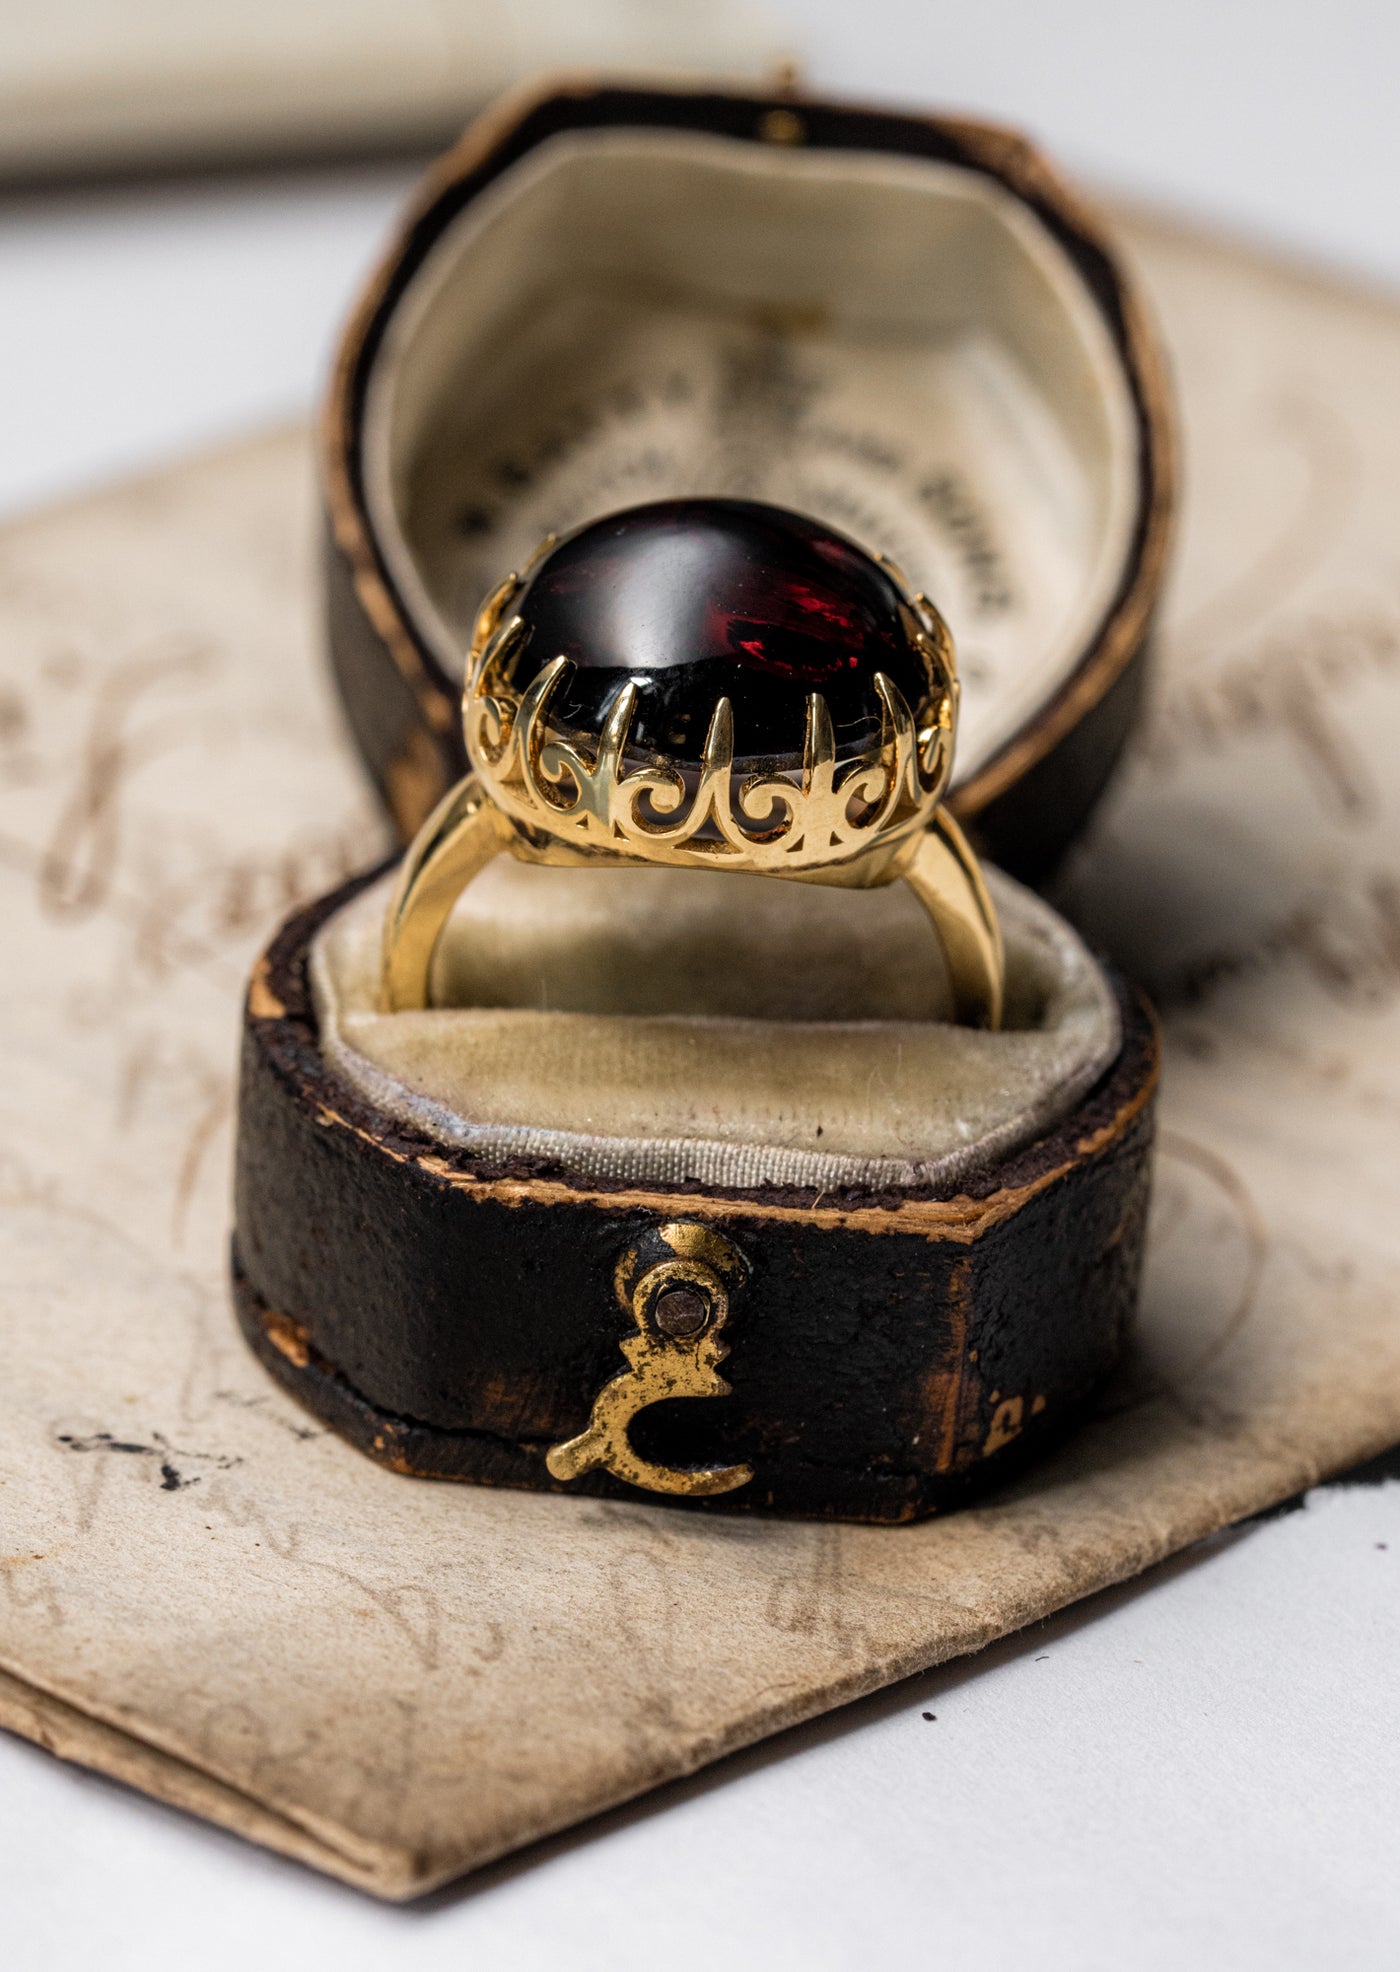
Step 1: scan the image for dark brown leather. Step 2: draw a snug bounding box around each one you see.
[232,872,1159,1523]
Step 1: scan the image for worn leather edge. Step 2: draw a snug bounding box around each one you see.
[232,867,1159,1521]
[245,865,1160,1232]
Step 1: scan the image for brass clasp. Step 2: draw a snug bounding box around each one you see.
[546,1222,752,1497]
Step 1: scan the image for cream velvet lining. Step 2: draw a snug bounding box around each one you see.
[312,866,1120,1192]
[361,127,1139,784]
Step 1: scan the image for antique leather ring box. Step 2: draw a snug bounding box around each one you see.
[232,76,1174,1523]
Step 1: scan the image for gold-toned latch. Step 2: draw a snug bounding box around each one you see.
[545,1222,753,1497]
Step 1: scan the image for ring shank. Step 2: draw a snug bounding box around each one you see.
[379,775,515,1013]
[380,776,1003,1029]
[896,808,1004,1029]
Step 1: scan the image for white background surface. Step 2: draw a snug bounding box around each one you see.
[3,4,1400,1965]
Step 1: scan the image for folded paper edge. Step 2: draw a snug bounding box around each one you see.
[2,1416,1377,1901]
[0,1660,416,1898]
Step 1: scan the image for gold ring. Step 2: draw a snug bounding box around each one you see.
[380,498,1004,1028]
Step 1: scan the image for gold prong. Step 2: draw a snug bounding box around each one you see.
[918,671,957,785]
[516,651,569,723]
[875,550,914,596]
[873,671,921,826]
[703,696,735,774]
[515,655,572,801]
[472,573,522,656]
[593,682,639,822]
[599,679,637,764]
[803,692,835,780]
[472,610,526,699]
[873,670,915,732]
[696,697,744,851]
[519,532,557,576]
[802,693,837,838]
[464,613,529,760]
[913,608,957,684]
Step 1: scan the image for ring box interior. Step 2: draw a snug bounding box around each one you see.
[233,77,1174,1523]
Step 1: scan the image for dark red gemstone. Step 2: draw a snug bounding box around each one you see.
[503,499,926,768]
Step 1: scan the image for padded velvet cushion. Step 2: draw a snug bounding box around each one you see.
[312,862,1120,1192]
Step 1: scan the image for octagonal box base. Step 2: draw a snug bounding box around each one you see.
[232,866,1158,1525]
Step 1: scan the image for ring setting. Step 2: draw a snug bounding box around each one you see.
[380,498,1004,1028]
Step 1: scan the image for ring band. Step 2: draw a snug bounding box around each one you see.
[380,500,1004,1029]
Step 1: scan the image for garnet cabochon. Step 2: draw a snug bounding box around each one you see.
[502,499,932,769]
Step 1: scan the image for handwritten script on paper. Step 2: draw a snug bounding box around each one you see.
[5,216,1400,1896]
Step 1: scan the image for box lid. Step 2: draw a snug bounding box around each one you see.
[321,74,1176,881]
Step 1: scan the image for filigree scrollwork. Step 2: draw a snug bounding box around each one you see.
[381,514,1002,1030]
[463,584,957,877]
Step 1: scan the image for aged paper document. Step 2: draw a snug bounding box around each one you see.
[5,211,1400,1896]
